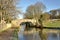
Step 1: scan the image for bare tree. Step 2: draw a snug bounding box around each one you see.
[24,2,46,40]
[24,2,46,19]
[0,0,20,23]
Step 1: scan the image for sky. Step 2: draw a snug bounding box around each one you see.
[17,0,60,12]
[17,0,60,19]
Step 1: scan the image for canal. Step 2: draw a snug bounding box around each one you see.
[18,23,60,40]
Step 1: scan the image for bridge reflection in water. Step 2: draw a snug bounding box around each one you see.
[18,22,60,40]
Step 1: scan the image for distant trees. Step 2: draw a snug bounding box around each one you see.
[24,5,34,19]
[24,2,46,19]
[0,0,20,23]
[42,12,50,21]
[50,9,60,19]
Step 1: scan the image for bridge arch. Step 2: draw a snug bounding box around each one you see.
[12,19,37,27]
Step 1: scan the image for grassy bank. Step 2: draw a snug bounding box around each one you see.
[43,20,60,27]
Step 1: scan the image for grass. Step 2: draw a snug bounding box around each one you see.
[43,20,60,27]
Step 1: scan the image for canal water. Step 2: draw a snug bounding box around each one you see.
[18,24,60,40]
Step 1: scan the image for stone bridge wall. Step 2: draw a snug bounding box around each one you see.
[11,19,36,27]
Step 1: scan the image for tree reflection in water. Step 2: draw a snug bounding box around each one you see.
[52,33,57,38]
[19,22,60,40]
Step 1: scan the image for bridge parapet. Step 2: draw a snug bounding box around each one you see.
[11,19,37,27]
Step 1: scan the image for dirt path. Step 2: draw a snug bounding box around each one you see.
[0,28,15,40]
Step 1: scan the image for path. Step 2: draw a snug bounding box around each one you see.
[0,28,15,40]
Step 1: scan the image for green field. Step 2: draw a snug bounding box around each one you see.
[43,20,60,27]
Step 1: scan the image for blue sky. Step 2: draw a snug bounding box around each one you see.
[17,0,60,19]
[17,0,60,12]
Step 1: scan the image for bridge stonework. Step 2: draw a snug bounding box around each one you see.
[12,19,36,27]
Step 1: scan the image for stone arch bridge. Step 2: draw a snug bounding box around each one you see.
[12,19,37,27]
[0,19,37,32]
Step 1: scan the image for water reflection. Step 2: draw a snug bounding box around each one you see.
[47,33,60,40]
[18,24,26,40]
[24,32,41,40]
[18,24,60,40]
